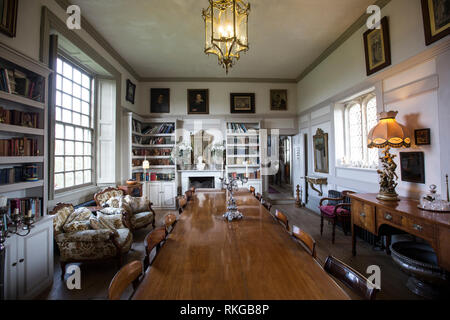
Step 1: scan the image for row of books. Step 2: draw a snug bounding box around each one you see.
[227,123,259,134]
[0,138,39,157]
[133,136,174,146]
[229,170,261,180]
[0,107,40,128]
[141,123,175,135]
[132,159,173,167]
[133,172,175,182]
[0,165,33,185]
[227,137,259,145]
[0,67,44,102]
[228,157,260,165]
[227,148,259,156]
[4,197,43,219]
[132,148,172,157]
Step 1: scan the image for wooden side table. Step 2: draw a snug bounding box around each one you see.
[118,183,143,197]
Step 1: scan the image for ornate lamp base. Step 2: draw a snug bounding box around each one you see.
[376,191,400,201]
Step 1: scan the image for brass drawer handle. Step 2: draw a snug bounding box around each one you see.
[12,262,17,267]
[385,214,393,221]
[360,212,366,218]
[19,259,24,263]
[413,224,423,232]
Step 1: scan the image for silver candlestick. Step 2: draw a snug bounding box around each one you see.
[220,176,248,221]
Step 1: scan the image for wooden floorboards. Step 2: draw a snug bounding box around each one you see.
[37,204,422,300]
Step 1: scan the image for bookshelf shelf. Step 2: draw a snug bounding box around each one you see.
[0,180,44,193]
[132,144,175,148]
[0,90,45,110]
[0,123,44,135]
[0,156,44,164]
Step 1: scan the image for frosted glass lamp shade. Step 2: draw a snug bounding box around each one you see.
[142,159,150,170]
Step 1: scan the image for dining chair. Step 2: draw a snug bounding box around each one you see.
[144,227,167,270]
[261,198,272,213]
[108,260,143,300]
[275,209,289,232]
[164,213,178,234]
[292,225,316,258]
[178,196,187,214]
[249,186,256,196]
[323,256,379,300]
[185,190,193,201]
[256,193,262,201]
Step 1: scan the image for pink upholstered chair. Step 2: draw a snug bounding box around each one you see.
[319,190,355,244]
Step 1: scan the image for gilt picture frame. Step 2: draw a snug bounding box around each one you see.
[313,128,329,174]
[0,0,18,37]
[421,0,450,45]
[270,90,288,111]
[187,89,209,115]
[230,93,255,114]
[363,16,391,76]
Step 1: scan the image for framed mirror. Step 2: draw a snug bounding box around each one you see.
[313,128,329,173]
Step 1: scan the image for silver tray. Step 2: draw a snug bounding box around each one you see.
[417,205,450,213]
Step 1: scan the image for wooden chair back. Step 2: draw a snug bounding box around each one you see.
[275,209,289,232]
[178,196,187,214]
[108,260,143,300]
[262,199,272,212]
[165,213,177,231]
[144,228,166,269]
[323,256,379,300]
[292,225,316,258]
[185,190,193,201]
[249,186,255,196]
[256,193,262,201]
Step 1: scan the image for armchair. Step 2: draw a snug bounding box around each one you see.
[94,187,156,232]
[50,203,133,280]
[319,190,355,244]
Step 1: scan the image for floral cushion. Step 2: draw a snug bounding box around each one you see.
[96,189,124,207]
[53,205,74,236]
[106,196,123,208]
[65,207,92,225]
[319,205,350,217]
[116,229,133,253]
[98,207,125,216]
[98,213,126,229]
[134,211,155,229]
[124,195,150,213]
[63,220,91,233]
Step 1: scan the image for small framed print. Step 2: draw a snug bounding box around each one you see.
[188,89,209,114]
[400,152,425,184]
[270,90,288,111]
[0,0,18,37]
[126,80,136,104]
[421,0,450,46]
[151,88,170,113]
[230,93,255,114]
[415,128,431,145]
[363,16,392,76]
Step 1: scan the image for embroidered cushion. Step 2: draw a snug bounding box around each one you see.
[106,196,123,209]
[65,207,92,225]
[124,195,150,213]
[63,221,91,233]
[319,205,350,217]
[53,205,74,236]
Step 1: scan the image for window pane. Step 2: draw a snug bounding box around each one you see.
[73,98,81,113]
[75,142,83,155]
[84,143,91,156]
[55,107,62,121]
[84,170,92,184]
[55,157,64,173]
[73,84,81,99]
[65,125,74,140]
[57,59,63,74]
[55,140,64,156]
[63,62,73,79]
[73,69,81,84]
[81,115,89,127]
[56,75,62,90]
[82,88,90,102]
[62,93,72,110]
[55,173,64,190]
[84,157,91,169]
[65,157,74,171]
[366,97,379,167]
[349,104,363,164]
[65,141,74,155]
[63,78,72,94]
[75,127,83,141]
[75,171,84,185]
[56,91,62,106]
[62,109,71,123]
[82,101,90,115]
[55,124,64,139]
[65,172,74,188]
[73,112,81,126]
[75,157,83,170]
[84,129,91,142]
[82,74,90,88]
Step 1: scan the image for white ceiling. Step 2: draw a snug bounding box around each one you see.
[71,0,374,79]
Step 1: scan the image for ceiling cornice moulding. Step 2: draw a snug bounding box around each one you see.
[140,77,297,83]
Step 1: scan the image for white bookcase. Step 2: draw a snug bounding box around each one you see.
[225,121,262,194]
[125,113,177,209]
[0,43,53,299]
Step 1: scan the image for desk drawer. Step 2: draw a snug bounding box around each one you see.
[378,209,403,227]
[403,217,435,240]
[352,200,376,234]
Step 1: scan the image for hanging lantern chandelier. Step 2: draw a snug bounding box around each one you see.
[202,0,250,74]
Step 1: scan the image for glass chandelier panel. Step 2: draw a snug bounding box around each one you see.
[202,0,250,74]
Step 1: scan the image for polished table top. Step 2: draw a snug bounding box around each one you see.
[133,190,350,300]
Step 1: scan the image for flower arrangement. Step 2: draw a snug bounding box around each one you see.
[171,142,193,162]
[211,143,225,154]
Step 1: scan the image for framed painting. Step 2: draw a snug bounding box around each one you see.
[270,90,288,111]
[187,89,209,115]
[0,0,18,37]
[230,93,255,113]
[313,128,329,174]
[363,16,391,76]
[150,88,170,113]
[421,0,450,45]
[400,152,425,184]
[126,80,136,104]
[415,128,431,145]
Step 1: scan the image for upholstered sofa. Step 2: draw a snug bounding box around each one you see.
[50,203,133,280]
[94,187,155,231]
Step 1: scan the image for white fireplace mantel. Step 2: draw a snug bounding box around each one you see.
[179,168,225,194]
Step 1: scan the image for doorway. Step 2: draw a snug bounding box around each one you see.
[267,135,294,202]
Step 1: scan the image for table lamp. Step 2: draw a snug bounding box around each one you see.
[368,111,411,201]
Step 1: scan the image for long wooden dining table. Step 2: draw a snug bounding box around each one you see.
[133,190,350,300]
